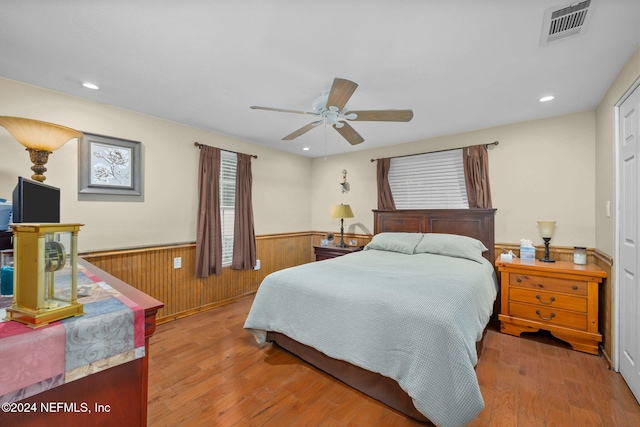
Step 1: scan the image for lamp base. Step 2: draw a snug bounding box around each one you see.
[539,238,555,262]
[336,218,347,247]
[27,148,51,182]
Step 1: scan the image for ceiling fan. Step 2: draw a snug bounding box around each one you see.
[250,78,413,146]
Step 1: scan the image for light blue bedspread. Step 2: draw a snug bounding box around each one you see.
[244,249,498,427]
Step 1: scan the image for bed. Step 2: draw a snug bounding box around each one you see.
[244,209,497,426]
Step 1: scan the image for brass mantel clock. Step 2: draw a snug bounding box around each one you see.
[6,223,84,328]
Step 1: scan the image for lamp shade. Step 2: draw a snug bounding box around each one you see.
[0,116,82,152]
[537,221,556,239]
[331,204,354,219]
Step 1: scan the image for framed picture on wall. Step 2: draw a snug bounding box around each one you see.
[78,133,142,196]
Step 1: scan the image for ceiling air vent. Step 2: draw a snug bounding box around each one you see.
[540,0,593,46]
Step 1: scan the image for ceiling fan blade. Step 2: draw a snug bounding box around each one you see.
[250,106,317,115]
[333,121,364,145]
[282,120,323,140]
[325,78,358,111]
[345,109,414,122]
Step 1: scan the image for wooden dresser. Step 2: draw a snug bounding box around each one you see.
[496,257,606,354]
[0,259,163,427]
[313,245,362,261]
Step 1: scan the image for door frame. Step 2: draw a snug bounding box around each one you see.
[615,76,640,372]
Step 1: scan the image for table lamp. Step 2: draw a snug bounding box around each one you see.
[331,204,354,248]
[0,116,83,182]
[537,221,556,263]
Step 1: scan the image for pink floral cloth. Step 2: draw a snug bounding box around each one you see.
[0,265,144,403]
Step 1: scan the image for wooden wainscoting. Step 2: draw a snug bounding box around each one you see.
[495,243,614,367]
[82,232,316,324]
[83,232,618,360]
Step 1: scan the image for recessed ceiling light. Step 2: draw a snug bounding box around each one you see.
[303,147,310,151]
[82,82,100,90]
[539,95,555,102]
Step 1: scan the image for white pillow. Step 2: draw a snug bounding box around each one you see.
[364,232,424,255]
[414,233,488,263]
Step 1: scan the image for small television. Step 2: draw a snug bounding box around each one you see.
[12,177,60,223]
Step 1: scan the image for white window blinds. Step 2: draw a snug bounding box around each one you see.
[220,150,237,266]
[388,149,469,209]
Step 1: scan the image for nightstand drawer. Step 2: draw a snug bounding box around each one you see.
[509,302,587,330]
[509,288,587,312]
[509,274,587,296]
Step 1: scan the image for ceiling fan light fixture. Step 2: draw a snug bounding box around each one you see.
[252,77,413,146]
[312,90,330,112]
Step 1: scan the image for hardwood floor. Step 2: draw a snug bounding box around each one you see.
[147,295,640,426]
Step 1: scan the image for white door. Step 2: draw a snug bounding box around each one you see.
[619,83,640,402]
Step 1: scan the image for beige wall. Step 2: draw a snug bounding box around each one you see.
[595,46,640,257]
[0,78,312,252]
[5,51,638,255]
[311,110,597,248]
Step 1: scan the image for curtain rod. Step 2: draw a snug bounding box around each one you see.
[194,142,258,159]
[370,141,499,162]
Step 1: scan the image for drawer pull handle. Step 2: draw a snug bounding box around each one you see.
[536,294,555,305]
[572,285,578,290]
[536,310,555,321]
[516,278,522,283]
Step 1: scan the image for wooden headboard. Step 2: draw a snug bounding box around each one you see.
[373,209,497,263]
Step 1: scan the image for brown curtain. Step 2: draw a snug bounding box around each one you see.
[376,158,396,210]
[232,153,257,270]
[195,146,222,277]
[463,145,492,208]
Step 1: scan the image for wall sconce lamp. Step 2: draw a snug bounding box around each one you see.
[0,116,83,182]
[340,169,350,193]
[331,204,354,248]
[537,221,556,263]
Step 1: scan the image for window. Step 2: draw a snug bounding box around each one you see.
[388,149,469,209]
[220,150,237,266]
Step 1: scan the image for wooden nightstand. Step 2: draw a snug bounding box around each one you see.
[496,257,606,354]
[313,245,362,261]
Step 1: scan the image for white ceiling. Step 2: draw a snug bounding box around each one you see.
[0,0,638,158]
